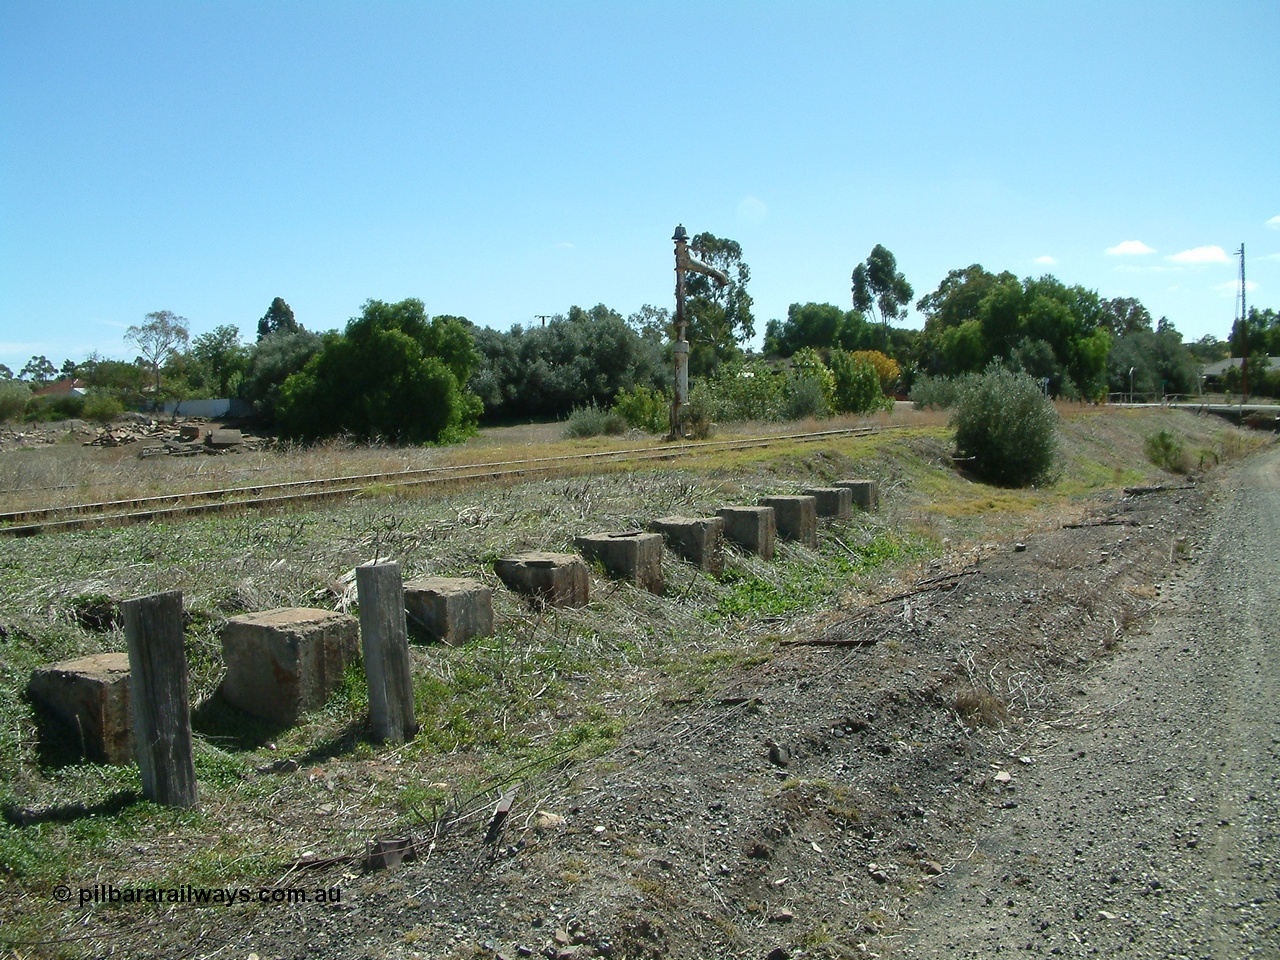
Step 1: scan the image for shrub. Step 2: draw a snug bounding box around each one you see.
[1144,429,1187,473]
[782,370,831,420]
[693,361,786,423]
[23,394,85,422]
[563,402,627,438]
[82,392,124,424]
[683,387,715,439]
[612,384,670,434]
[850,349,900,395]
[910,373,975,410]
[829,349,892,415]
[951,364,1058,487]
[0,380,30,421]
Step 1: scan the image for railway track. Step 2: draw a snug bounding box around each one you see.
[0,424,891,537]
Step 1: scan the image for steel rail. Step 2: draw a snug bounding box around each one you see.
[1,424,890,537]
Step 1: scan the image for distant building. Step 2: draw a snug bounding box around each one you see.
[32,378,88,398]
[1201,356,1279,391]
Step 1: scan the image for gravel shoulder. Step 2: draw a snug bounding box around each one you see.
[886,444,1280,959]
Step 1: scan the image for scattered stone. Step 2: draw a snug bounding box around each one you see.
[921,860,944,876]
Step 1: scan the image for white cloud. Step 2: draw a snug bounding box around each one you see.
[1262,252,1280,263]
[737,195,768,222]
[1167,245,1231,264]
[1106,240,1155,256]
[1266,215,1280,229]
[1033,255,1056,266]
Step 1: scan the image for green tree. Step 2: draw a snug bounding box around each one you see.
[126,310,190,395]
[763,303,876,357]
[190,324,249,397]
[277,299,482,444]
[80,353,148,407]
[1099,297,1154,336]
[257,297,299,340]
[19,355,56,384]
[239,328,323,422]
[852,244,913,352]
[685,232,755,376]
[1186,334,1229,365]
[470,305,666,422]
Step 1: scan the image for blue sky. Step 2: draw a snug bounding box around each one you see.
[2,1,1277,375]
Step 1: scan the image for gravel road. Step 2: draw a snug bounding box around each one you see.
[888,446,1280,958]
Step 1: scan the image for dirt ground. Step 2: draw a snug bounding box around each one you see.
[35,438,1269,959]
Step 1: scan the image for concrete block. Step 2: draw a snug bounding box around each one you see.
[207,428,242,448]
[650,516,725,576]
[220,607,359,724]
[717,506,776,560]
[493,552,590,608]
[27,653,134,764]
[760,495,818,547]
[403,576,493,645]
[574,531,664,594]
[834,479,879,512]
[804,486,853,520]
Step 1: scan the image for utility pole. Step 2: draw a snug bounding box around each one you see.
[1238,244,1248,399]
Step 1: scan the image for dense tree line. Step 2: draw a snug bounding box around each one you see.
[469,304,668,423]
[8,234,1276,435]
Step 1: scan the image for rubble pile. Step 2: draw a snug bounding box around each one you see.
[79,418,269,456]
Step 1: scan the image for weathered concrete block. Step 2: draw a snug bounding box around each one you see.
[220,608,359,724]
[27,653,134,764]
[403,576,493,645]
[834,479,879,512]
[207,428,242,448]
[804,486,853,520]
[760,496,818,547]
[650,516,725,576]
[493,552,590,608]
[717,506,776,560]
[575,531,664,594]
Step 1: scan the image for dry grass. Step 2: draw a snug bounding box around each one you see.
[0,405,1266,956]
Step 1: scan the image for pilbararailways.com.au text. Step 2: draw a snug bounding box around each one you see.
[64,883,341,907]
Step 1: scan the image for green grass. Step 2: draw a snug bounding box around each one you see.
[710,532,924,622]
[0,406,1264,956]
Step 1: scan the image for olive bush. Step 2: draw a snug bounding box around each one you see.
[951,364,1058,487]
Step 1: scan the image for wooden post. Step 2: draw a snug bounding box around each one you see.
[356,562,418,744]
[122,590,198,807]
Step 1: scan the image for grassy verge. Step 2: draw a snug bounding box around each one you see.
[0,407,1269,956]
